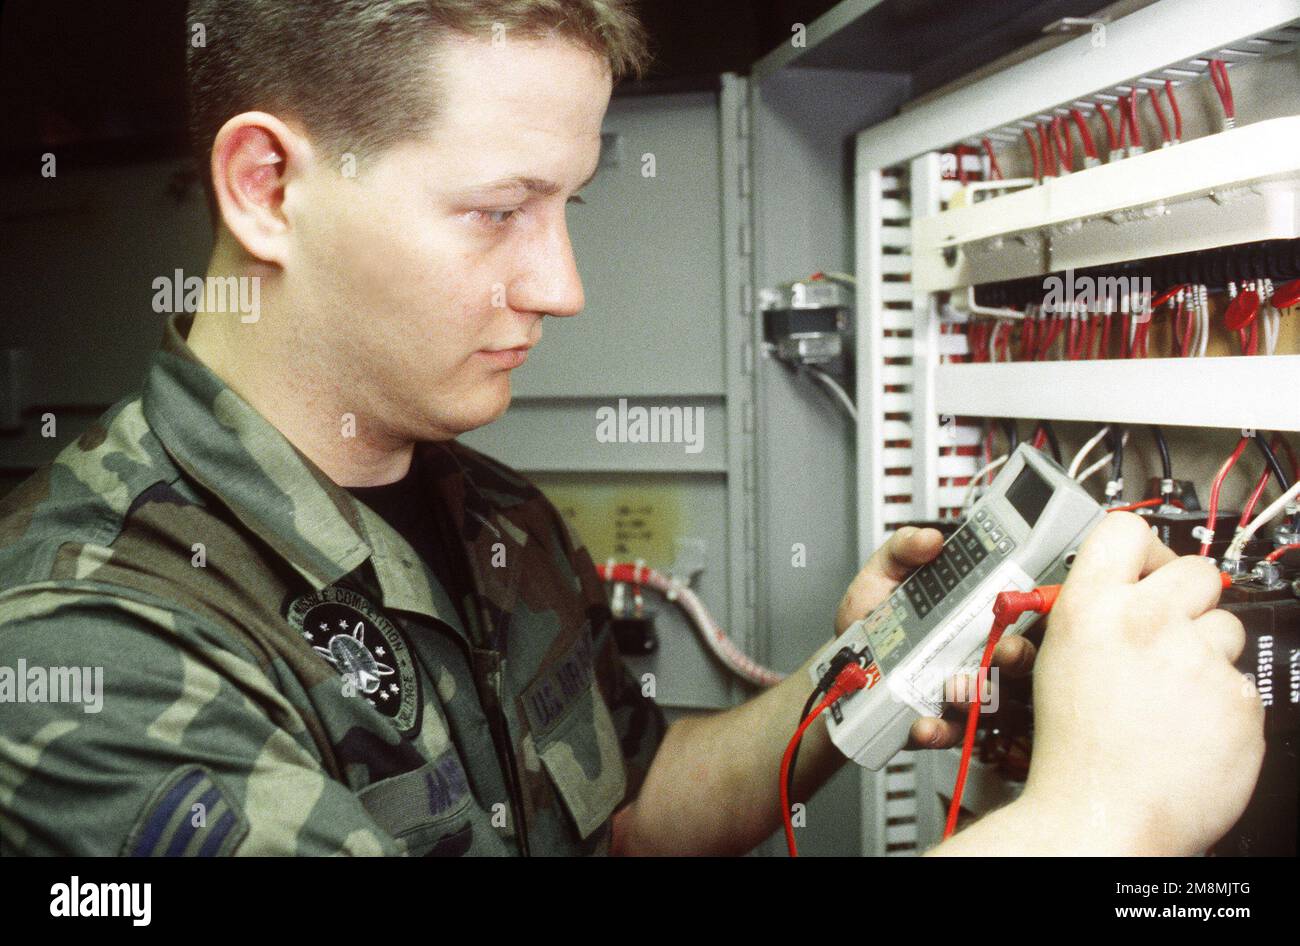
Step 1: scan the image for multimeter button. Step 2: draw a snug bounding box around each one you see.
[989,526,1004,543]
[949,543,974,575]
[936,560,959,592]
[905,582,929,609]
[997,538,1014,554]
[980,518,993,532]
[919,568,943,601]
[973,509,987,523]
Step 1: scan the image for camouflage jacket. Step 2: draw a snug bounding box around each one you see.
[0,311,665,856]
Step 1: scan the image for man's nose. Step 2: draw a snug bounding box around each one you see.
[513,220,585,319]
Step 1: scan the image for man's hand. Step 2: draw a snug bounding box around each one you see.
[835,525,1039,751]
[1012,512,1265,855]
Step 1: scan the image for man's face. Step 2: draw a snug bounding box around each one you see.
[283,36,612,443]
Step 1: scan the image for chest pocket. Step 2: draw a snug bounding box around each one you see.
[535,680,627,840]
[519,625,628,841]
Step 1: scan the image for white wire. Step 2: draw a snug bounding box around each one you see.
[601,565,784,687]
[1075,431,1129,484]
[962,455,1008,512]
[1068,425,1112,479]
[804,365,858,421]
[1197,286,1209,357]
[1263,306,1280,356]
[1224,479,1300,561]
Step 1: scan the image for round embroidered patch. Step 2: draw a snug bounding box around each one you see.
[287,586,420,733]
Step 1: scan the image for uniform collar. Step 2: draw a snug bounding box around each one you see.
[141,312,523,640]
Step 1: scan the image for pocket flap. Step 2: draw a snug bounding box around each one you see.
[537,681,627,840]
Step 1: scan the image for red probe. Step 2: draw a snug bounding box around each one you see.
[782,661,873,856]
[942,571,1232,839]
[786,552,1238,851]
[944,584,1061,838]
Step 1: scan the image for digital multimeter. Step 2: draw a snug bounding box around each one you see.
[810,443,1106,770]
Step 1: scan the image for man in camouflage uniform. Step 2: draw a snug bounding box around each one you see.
[0,0,1265,857]
[0,310,657,855]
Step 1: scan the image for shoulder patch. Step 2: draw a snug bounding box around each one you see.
[124,765,248,857]
[287,585,421,733]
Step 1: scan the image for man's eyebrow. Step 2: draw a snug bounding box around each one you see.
[468,167,600,198]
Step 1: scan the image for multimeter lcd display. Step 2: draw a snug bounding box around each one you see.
[1005,464,1053,527]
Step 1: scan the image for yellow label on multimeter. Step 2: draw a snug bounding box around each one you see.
[863,605,907,662]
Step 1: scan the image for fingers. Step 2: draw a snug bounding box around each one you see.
[911,640,1032,748]
[908,716,964,750]
[837,527,944,633]
[872,526,945,583]
[1066,512,1173,588]
[1190,608,1247,663]
[990,635,1036,677]
[1136,554,1225,620]
[1137,530,1178,578]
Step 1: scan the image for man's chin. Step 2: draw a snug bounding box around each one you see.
[439,379,512,437]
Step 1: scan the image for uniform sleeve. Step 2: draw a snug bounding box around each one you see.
[0,584,404,856]
[543,511,668,806]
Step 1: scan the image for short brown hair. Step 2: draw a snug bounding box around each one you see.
[186,1,650,221]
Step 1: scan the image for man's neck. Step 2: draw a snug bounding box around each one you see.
[185,259,417,489]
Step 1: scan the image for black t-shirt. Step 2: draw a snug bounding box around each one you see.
[345,451,474,632]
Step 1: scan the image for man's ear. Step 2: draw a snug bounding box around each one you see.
[209,111,312,266]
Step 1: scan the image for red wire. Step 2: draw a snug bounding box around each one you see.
[1116,101,1128,151]
[1098,102,1118,152]
[945,621,1009,838]
[1039,123,1057,176]
[1052,115,1073,171]
[1201,437,1251,557]
[782,698,831,856]
[1148,87,1171,144]
[1023,128,1041,181]
[782,664,870,856]
[1265,543,1300,563]
[1165,80,1183,141]
[1134,317,1150,358]
[1209,60,1235,122]
[1107,498,1186,512]
[1240,469,1272,528]
[1069,108,1098,159]
[981,138,1003,180]
[944,586,1062,839]
[1040,314,1064,360]
[956,144,971,185]
[1273,434,1300,480]
[1126,91,1142,148]
[1021,313,1038,360]
[996,322,1012,361]
[1151,284,1181,308]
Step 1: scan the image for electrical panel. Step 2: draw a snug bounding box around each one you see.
[834,0,1300,856]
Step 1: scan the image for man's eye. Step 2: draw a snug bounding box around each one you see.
[484,209,518,225]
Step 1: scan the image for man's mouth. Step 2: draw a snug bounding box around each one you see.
[476,343,534,370]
